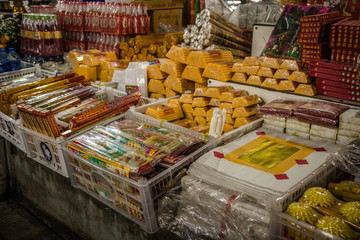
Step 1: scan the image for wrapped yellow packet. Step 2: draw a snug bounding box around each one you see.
[243,56,262,66]
[280,59,300,71]
[219,103,233,114]
[234,115,260,128]
[261,57,281,69]
[165,87,178,98]
[195,82,208,88]
[202,61,234,82]
[261,78,280,89]
[184,111,194,120]
[223,124,234,133]
[288,71,312,83]
[145,104,184,121]
[169,98,181,105]
[195,116,207,125]
[160,59,185,77]
[205,86,234,98]
[273,69,292,79]
[209,98,221,107]
[219,90,248,102]
[150,93,165,99]
[182,65,207,83]
[206,108,215,121]
[148,79,165,94]
[231,62,245,73]
[193,107,210,117]
[147,65,167,79]
[247,75,264,86]
[185,50,234,68]
[225,113,235,124]
[192,97,210,107]
[179,93,194,104]
[245,66,260,75]
[182,103,194,113]
[294,84,317,96]
[258,67,275,78]
[190,124,209,133]
[231,95,261,108]
[194,87,208,97]
[164,75,195,93]
[232,106,258,118]
[232,73,248,83]
[277,80,298,91]
[166,46,190,64]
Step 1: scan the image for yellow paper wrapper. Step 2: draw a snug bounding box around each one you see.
[202,61,234,82]
[186,50,234,68]
[232,73,248,83]
[182,65,207,83]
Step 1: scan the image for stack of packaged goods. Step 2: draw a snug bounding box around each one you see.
[330,18,360,66]
[259,99,353,145]
[338,109,360,145]
[147,62,167,99]
[144,85,262,134]
[309,60,360,102]
[67,119,204,177]
[159,127,339,239]
[118,32,183,62]
[232,56,317,96]
[20,14,63,62]
[67,49,129,82]
[182,8,252,58]
[298,11,344,66]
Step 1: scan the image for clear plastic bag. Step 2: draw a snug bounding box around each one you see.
[329,139,360,177]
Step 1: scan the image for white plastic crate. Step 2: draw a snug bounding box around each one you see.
[62,112,217,233]
[0,112,27,153]
[0,62,36,83]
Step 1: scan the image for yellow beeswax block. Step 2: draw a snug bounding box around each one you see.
[148,79,165,94]
[182,65,207,83]
[68,51,82,64]
[223,124,234,133]
[99,70,109,82]
[245,66,260,75]
[195,82,208,88]
[145,104,184,121]
[243,56,262,66]
[184,111,194,120]
[193,107,210,117]
[209,98,221,107]
[194,116,207,125]
[182,103,194,113]
[150,93,165,99]
[219,90,248,102]
[166,87,178,98]
[100,60,110,70]
[277,80,298,91]
[172,119,197,128]
[261,78,280,89]
[164,75,195,93]
[273,69,292,79]
[105,52,118,61]
[179,93,194,103]
[186,50,234,68]
[232,106,258,118]
[260,57,282,69]
[246,75,264,86]
[231,95,261,108]
[232,72,248,83]
[166,46,191,64]
[192,97,210,107]
[147,65,168,80]
[288,71,312,83]
[194,87,208,97]
[78,65,98,82]
[160,59,185,77]
[169,98,181,105]
[294,84,317,96]
[258,67,275,78]
[231,62,245,73]
[74,63,80,74]
[202,61,234,82]
[280,59,300,71]
[205,86,234,98]
[219,103,233,114]
[225,113,235,124]
[83,54,105,66]
[234,115,260,128]
[206,108,215,121]
[190,124,209,133]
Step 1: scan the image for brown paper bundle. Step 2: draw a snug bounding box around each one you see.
[157,46,168,58]
[164,32,184,49]
[202,33,251,53]
[119,42,129,52]
[134,34,166,49]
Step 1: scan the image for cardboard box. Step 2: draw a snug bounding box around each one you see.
[133,0,183,10]
[150,8,182,32]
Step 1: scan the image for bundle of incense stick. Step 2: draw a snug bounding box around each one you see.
[182,8,252,58]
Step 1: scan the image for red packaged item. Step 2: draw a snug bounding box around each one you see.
[294,111,338,128]
[259,100,306,117]
[294,100,349,119]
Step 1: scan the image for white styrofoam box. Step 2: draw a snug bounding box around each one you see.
[0,62,36,83]
[262,123,285,133]
[0,112,27,153]
[337,128,360,138]
[339,122,360,132]
[263,118,286,128]
[286,128,310,139]
[286,122,310,133]
[63,112,217,233]
[310,125,338,140]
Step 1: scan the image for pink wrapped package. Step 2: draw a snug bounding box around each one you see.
[294,112,338,128]
[294,101,349,119]
[259,100,306,117]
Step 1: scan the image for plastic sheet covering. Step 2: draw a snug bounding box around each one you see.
[205,0,232,21]
[330,139,360,177]
[158,175,270,240]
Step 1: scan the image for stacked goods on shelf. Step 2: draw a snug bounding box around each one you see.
[159,127,340,239]
[67,119,204,177]
[298,11,344,65]
[119,32,183,62]
[330,18,360,66]
[232,56,317,96]
[67,50,129,82]
[309,59,360,102]
[182,9,252,58]
[259,99,352,144]
[145,85,262,134]
[285,184,360,240]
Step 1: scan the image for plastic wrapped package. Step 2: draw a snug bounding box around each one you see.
[294,84,317,96]
[169,99,181,105]
[182,104,194,113]
[295,112,338,128]
[259,100,305,117]
[340,109,360,125]
[231,62,245,73]
[261,78,280,89]
[193,107,210,117]
[280,60,301,71]
[179,93,194,104]
[232,73,248,83]
[338,129,360,139]
[150,93,165,99]
[295,101,349,120]
[232,106,258,118]
[310,125,338,139]
[243,56,262,66]
[172,119,197,128]
[310,135,336,144]
[190,125,210,133]
[245,66,260,75]
[205,86,234,99]
[246,75,264,86]
[286,128,310,139]
[262,123,285,133]
[339,122,360,132]
[286,118,310,133]
[288,71,311,84]
[160,59,185,77]
[194,116,207,125]
[192,97,210,107]
[185,50,234,68]
[261,57,282,69]
[164,75,195,93]
[166,46,191,64]
[208,98,221,107]
[219,90,248,103]
[223,123,234,133]
[328,139,360,176]
[262,114,287,123]
[182,65,207,83]
[273,69,292,79]
[258,67,275,78]
[202,61,235,82]
[147,65,168,80]
[277,80,298,91]
[234,115,260,128]
[145,104,184,121]
[336,135,359,145]
[194,87,208,97]
[263,118,286,128]
[219,103,233,114]
[166,87,178,98]
[231,95,262,108]
[148,79,165,94]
